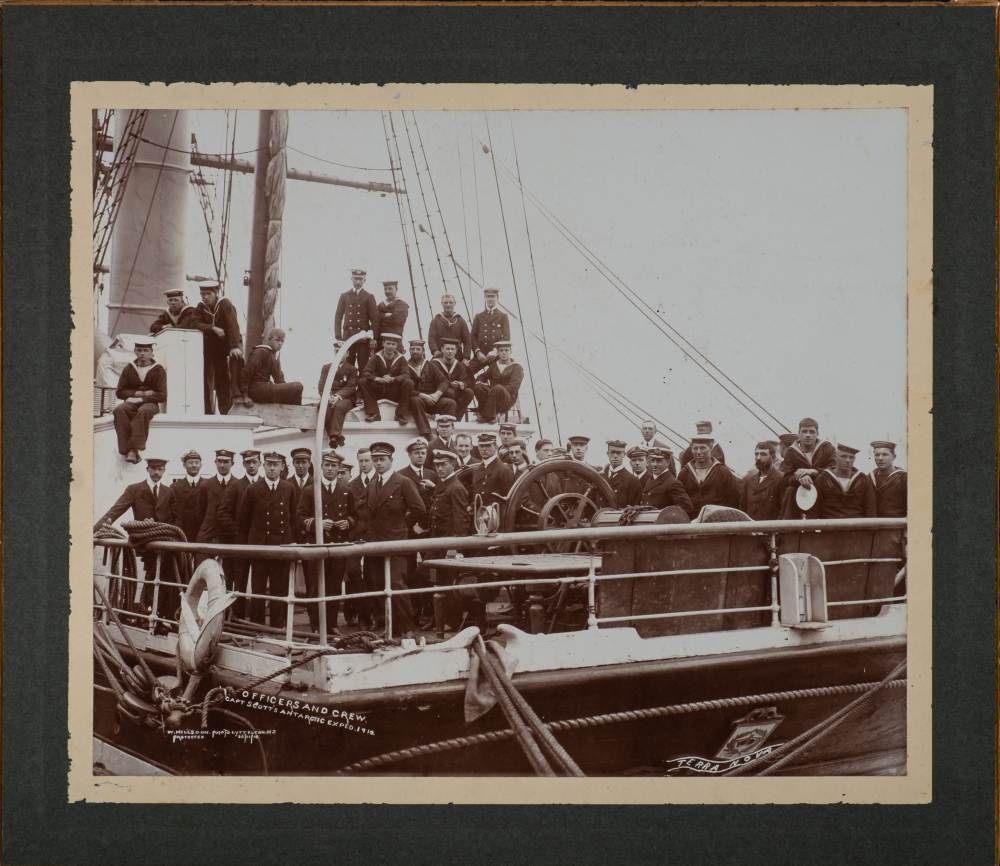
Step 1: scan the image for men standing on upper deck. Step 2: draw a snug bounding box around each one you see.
[870,440,907,517]
[428,294,472,360]
[193,280,244,415]
[738,442,785,521]
[238,452,296,628]
[637,421,677,476]
[471,341,523,424]
[471,286,510,362]
[359,332,415,425]
[170,449,206,543]
[470,432,514,505]
[334,267,379,371]
[639,447,695,517]
[295,449,356,636]
[378,280,409,338]
[113,339,167,464]
[417,338,474,431]
[243,328,304,406]
[780,417,837,518]
[678,434,740,515]
[603,440,644,507]
[813,443,877,519]
[679,421,727,468]
[317,341,359,449]
[150,289,200,333]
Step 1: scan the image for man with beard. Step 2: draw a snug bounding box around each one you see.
[358,332,415,425]
[627,446,650,488]
[639,447,694,516]
[334,267,379,371]
[243,328,304,406]
[112,339,167,464]
[780,417,837,518]
[428,293,472,360]
[150,289,200,333]
[295,449,356,636]
[870,440,907,517]
[418,338,474,431]
[738,442,785,520]
[470,340,523,424]
[678,434,740,515]
[317,341,359,449]
[377,280,409,337]
[679,420,727,468]
[602,439,643,507]
[813,443,877,519]
[170,449,206,543]
[193,280,244,414]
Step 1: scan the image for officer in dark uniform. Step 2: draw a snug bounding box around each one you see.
[334,267,379,371]
[295,449,357,635]
[426,414,457,454]
[289,447,313,513]
[470,432,514,506]
[150,289,200,333]
[237,452,296,628]
[170,449,207,542]
[398,437,440,619]
[345,448,375,627]
[217,448,262,617]
[627,446,649,489]
[196,449,237,566]
[603,439,644,507]
[470,286,510,362]
[640,447,695,517]
[378,280,409,337]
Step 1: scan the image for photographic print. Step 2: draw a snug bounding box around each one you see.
[70,83,931,804]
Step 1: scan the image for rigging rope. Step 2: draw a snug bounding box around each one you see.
[484,114,544,438]
[286,144,393,172]
[472,130,486,286]
[456,125,475,322]
[509,114,563,446]
[411,112,474,323]
[381,112,424,340]
[218,110,238,291]
[488,153,790,436]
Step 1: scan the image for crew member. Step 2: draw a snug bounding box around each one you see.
[295,449,356,636]
[336,460,353,484]
[679,420,727,467]
[243,328,304,405]
[317,342,359,448]
[471,340,523,424]
[428,294,472,360]
[170,449,206,543]
[357,441,425,637]
[470,432,514,505]
[345,448,375,627]
[289,447,313,517]
[428,448,475,630]
[534,439,553,461]
[426,414,457,454]
[637,421,677,476]
[193,280,244,414]
[738,442,784,520]
[377,280,409,338]
[398,437,440,620]
[781,417,837,518]
[112,339,167,464]
[509,439,532,478]
[217,448,262,616]
[416,338,473,433]
[334,267,379,371]
[776,433,798,473]
[870,440,907,517]
[603,439,643,507]
[627,446,649,487]
[358,332,415,424]
[678,434,740,515]
[813,443,877,519]
[640,447,695,516]
[237,452,296,628]
[470,286,510,361]
[567,435,599,470]
[454,434,479,469]
[150,289,200,333]
[195,448,237,567]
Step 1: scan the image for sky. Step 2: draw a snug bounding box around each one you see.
[105,107,908,474]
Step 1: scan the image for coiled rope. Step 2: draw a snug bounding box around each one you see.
[333,677,906,775]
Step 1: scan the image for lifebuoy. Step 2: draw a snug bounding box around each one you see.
[177,558,236,675]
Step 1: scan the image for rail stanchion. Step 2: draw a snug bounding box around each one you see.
[148,552,162,633]
[384,557,393,640]
[586,548,599,631]
[767,532,780,628]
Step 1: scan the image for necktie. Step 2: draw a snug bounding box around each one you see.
[153,484,159,499]
[375,475,383,492]
[363,476,369,489]
[220,478,227,487]
[418,468,423,480]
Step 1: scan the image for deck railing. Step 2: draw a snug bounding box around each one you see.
[93,517,906,649]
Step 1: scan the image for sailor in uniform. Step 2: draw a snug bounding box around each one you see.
[112,339,167,464]
[498,422,518,450]
[470,286,510,362]
[237,452,296,628]
[336,460,353,484]
[640,447,695,516]
[359,332,415,424]
[428,448,476,630]
[416,338,474,432]
[470,340,523,424]
[813,443,877,519]
[378,280,409,337]
[243,328,304,406]
[738,442,785,521]
[295,449,356,636]
[334,267,379,371]
[679,420,727,468]
[627,446,649,488]
[170,449,206,543]
[870,440,907,517]
[150,289,200,333]
[193,280,244,414]
[678,434,741,515]
[603,439,643,507]
[317,342,359,448]
[428,294,472,360]
[780,417,837,519]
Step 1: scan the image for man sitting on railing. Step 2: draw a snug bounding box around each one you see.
[640,447,695,517]
[295,449,356,637]
[813,443,877,519]
[237,452,296,629]
[358,332,414,425]
[317,342,359,449]
[112,339,166,464]
[414,338,474,435]
[243,328,304,406]
[470,340,523,425]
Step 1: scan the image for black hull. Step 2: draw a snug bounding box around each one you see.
[94,636,905,777]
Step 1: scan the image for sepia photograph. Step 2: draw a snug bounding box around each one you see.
[72,83,931,802]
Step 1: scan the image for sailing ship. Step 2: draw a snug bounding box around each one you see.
[91,109,907,778]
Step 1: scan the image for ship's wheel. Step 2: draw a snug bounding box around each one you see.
[502,458,617,552]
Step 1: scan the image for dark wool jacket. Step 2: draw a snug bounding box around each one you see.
[116,361,167,405]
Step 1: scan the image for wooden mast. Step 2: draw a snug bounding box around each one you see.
[245,111,272,354]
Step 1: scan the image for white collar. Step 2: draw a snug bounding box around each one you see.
[146,478,161,493]
[482,454,497,467]
[322,478,335,491]
[295,475,309,486]
[265,479,280,491]
[375,470,393,484]
[186,475,200,485]
[215,474,230,484]
[244,473,260,483]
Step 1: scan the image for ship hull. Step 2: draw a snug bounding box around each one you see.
[93,635,905,777]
